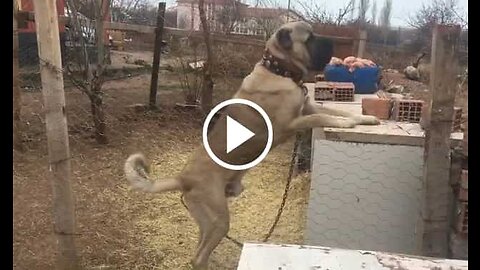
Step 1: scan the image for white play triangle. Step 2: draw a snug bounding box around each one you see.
[226,116,255,154]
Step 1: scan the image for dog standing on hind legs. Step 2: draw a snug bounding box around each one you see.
[124,21,380,269]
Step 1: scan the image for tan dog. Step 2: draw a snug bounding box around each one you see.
[124,21,379,269]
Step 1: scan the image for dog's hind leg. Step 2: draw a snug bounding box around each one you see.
[184,189,230,270]
[289,114,357,130]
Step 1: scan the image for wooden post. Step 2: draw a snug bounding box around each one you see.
[420,24,461,258]
[33,0,80,269]
[295,130,312,175]
[13,0,23,151]
[149,2,166,109]
[357,29,367,58]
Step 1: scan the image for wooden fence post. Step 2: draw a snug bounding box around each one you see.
[13,0,23,151]
[420,24,461,258]
[149,2,166,109]
[33,0,80,268]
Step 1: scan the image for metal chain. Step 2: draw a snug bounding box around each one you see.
[180,193,243,248]
[179,133,301,248]
[262,133,300,242]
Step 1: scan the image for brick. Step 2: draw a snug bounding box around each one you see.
[362,98,392,120]
[458,170,468,201]
[393,99,424,123]
[456,202,468,234]
[314,82,355,102]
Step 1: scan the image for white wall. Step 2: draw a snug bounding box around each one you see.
[306,137,424,255]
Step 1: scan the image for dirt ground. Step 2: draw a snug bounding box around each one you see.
[13,51,311,270]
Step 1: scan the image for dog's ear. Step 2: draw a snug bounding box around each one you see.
[276,28,293,50]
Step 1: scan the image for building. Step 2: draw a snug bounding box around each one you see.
[176,0,303,37]
[16,0,66,66]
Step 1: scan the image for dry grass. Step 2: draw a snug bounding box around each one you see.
[13,52,311,270]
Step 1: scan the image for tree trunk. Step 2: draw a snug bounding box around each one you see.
[91,0,108,144]
[13,0,23,151]
[198,0,214,113]
[89,90,108,144]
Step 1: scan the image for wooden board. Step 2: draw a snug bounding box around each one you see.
[313,121,463,148]
[237,243,468,270]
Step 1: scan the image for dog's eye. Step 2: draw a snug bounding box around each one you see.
[306,33,314,42]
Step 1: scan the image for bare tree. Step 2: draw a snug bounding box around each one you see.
[256,17,283,39]
[110,0,158,25]
[358,0,370,26]
[371,0,377,25]
[350,0,356,19]
[379,0,392,45]
[408,0,467,50]
[297,0,355,25]
[198,0,214,112]
[65,0,109,144]
[216,0,242,34]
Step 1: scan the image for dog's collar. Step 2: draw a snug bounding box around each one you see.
[260,49,305,86]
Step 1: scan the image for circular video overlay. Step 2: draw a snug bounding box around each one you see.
[202,99,273,171]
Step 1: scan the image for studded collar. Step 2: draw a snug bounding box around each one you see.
[260,49,305,87]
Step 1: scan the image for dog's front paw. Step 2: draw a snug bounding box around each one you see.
[354,115,380,125]
[334,118,357,128]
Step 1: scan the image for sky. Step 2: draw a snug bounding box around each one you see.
[156,0,468,28]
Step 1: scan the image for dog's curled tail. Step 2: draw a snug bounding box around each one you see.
[124,153,181,193]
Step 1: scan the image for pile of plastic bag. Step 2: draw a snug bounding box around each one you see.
[329,56,377,72]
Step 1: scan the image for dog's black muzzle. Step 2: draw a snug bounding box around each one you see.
[306,35,334,72]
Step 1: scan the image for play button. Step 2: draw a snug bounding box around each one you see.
[226,116,255,154]
[202,99,273,171]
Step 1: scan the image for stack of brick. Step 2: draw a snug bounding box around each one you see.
[361,98,426,122]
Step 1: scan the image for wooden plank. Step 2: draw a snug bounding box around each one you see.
[420,24,461,258]
[313,122,463,148]
[149,2,166,109]
[13,0,23,151]
[33,0,80,268]
[237,243,468,270]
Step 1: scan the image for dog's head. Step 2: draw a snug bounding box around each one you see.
[266,21,333,74]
